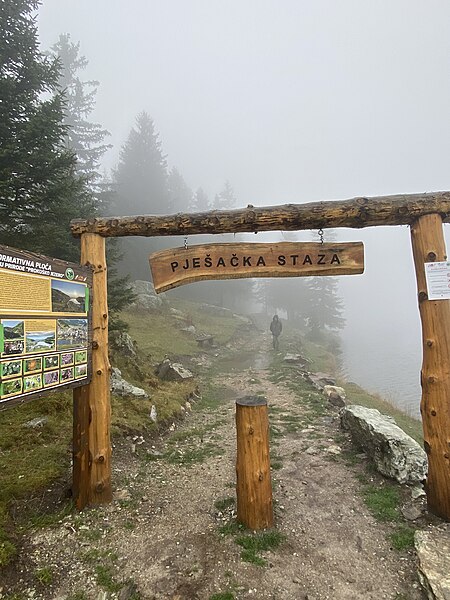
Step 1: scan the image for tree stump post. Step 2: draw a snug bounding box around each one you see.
[235,396,273,529]
[73,233,112,509]
[410,214,450,520]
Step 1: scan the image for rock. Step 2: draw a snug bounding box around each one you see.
[305,447,318,455]
[24,417,48,428]
[200,303,232,317]
[415,528,450,599]
[412,484,427,499]
[283,353,307,365]
[169,307,185,317]
[326,445,342,455]
[308,372,336,390]
[401,503,423,521]
[130,280,167,311]
[327,391,345,408]
[149,405,157,423]
[109,331,137,358]
[341,405,427,484]
[323,385,347,408]
[119,583,138,600]
[155,359,193,381]
[110,367,149,398]
[180,325,196,334]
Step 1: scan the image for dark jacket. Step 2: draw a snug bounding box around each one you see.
[270,317,282,336]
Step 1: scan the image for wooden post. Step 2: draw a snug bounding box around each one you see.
[73,233,112,508]
[410,213,450,520]
[235,396,273,529]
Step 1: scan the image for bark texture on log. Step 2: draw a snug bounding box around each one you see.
[236,396,273,530]
[410,214,450,520]
[73,233,112,508]
[70,191,450,238]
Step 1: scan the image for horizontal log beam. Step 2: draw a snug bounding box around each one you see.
[70,191,450,238]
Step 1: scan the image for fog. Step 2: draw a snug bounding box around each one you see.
[37,0,450,413]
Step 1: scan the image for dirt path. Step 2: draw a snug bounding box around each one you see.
[1,331,423,600]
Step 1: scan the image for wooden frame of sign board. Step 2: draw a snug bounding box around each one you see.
[69,190,450,521]
[0,245,93,411]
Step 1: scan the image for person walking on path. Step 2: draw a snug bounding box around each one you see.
[270,315,282,350]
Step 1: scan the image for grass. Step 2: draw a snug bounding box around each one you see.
[165,442,224,466]
[362,483,400,522]
[390,525,416,551]
[210,593,235,600]
[95,565,121,593]
[235,530,286,566]
[34,566,53,585]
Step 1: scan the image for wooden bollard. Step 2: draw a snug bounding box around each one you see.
[236,396,273,530]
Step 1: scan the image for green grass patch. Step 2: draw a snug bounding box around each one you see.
[362,484,400,522]
[210,593,235,600]
[35,566,53,585]
[165,442,224,466]
[95,565,121,593]
[218,520,245,536]
[235,530,286,566]
[390,525,416,551]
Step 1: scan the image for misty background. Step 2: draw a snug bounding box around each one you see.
[36,0,450,416]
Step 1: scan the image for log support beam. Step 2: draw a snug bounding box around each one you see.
[73,233,112,509]
[70,191,450,238]
[411,214,450,520]
[236,396,273,530]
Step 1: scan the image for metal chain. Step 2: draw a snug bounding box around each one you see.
[184,236,188,250]
[318,228,324,245]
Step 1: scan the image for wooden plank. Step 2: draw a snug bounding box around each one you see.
[73,233,112,507]
[410,214,450,520]
[70,191,450,238]
[149,242,364,293]
[236,396,273,530]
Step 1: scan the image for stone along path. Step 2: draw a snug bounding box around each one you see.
[3,331,423,600]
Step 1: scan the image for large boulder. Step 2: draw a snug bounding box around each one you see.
[308,372,336,390]
[110,367,149,398]
[323,385,347,408]
[155,359,193,382]
[415,528,450,600]
[109,331,137,358]
[130,280,166,311]
[341,405,427,484]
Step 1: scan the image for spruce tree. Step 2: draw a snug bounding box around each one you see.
[114,112,169,215]
[167,167,192,212]
[50,33,133,325]
[50,33,111,203]
[191,187,210,211]
[0,0,95,261]
[213,180,236,210]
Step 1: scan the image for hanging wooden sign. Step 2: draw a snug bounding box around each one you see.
[149,241,364,293]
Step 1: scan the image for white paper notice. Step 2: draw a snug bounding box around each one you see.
[424,262,450,300]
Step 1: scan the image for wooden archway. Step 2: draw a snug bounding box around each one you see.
[70,190,450,520]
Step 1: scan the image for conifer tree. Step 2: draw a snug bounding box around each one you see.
[0,0,94,261]
[191,187,210,211]
[167,167,192,212]
[50,33,111,203]
[214,180,236,210]
[114,112,169,215]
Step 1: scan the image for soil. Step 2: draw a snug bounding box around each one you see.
[0,330,427,600]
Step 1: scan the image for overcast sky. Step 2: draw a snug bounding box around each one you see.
[37,0,450,409]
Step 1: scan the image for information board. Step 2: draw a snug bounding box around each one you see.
[425,261,450,300]
[0,245,93,409]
